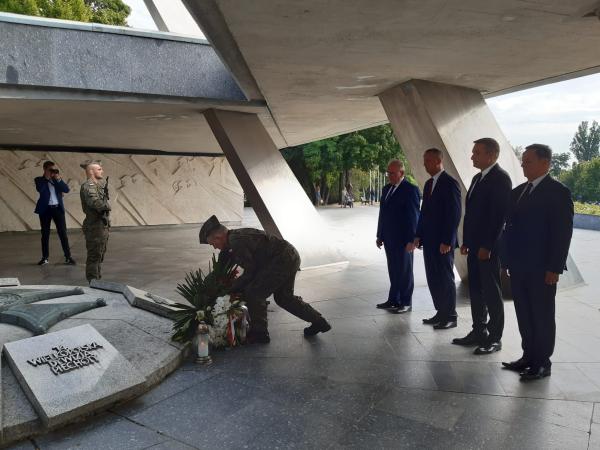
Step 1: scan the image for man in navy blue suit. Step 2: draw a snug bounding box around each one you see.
[34,161,75,266]
[408,148,462,329]
[502,144,573,381]
[453,138,512,354]
[376,160,420,313]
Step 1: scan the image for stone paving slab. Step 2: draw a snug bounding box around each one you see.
[3,324,146,429]
[124,285,181,319]
[0,279,20,287]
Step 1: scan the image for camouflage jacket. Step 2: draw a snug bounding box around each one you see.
[220,228,295,292]
[80,179,111,227]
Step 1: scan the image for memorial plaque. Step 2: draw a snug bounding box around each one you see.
[124,286,179,319]
[89,280,126,294]
[3,324,145,428]
[0,278,20,287]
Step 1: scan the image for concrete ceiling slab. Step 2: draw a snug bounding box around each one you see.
[188,0,600,146]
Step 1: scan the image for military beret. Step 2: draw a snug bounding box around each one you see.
[80,159,102,169]
[199,215,221,244]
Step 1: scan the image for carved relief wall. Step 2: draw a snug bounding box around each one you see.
[0,151,243,232]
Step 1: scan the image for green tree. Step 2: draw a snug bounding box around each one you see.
[570,120,600,162]
[550,152,571,177]
[560,157,600,202]
[0,0,130,25]
[0,0,38,15]
[85,0,130,26]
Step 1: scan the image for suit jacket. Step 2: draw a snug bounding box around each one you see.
[463,164,512,252]
[377,179,420,246]
[416,171,461,248]
[504,175,573,274]
[34,176,70,215]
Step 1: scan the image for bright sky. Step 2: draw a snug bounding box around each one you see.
[122,1,600,156]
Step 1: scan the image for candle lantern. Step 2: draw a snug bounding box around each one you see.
[195,321,212,365]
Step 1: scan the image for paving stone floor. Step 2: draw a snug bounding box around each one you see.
[1,206,599,449]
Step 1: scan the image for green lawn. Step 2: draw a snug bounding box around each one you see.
[575,202,600,216]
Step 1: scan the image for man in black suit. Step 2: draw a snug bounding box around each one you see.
[453,138,512,354]
[34,161,75,266]
[502,144,573,381]
[408,148,462,329]
[376,160,421,313]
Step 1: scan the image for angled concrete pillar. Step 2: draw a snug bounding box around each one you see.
[204,109,344,268]
[379,79,582,288]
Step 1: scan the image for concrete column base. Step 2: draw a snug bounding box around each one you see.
[204,109,345,268]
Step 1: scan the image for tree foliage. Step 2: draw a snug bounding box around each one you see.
[570,120,600,163]
[560,157,600,203]
[0,0,130,25]
[550,152,571,177]
[282,124,413,204]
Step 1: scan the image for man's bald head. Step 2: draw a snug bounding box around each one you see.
[86,163,104,182]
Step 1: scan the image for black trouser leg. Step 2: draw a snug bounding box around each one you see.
[425,247,457,320]
[530,273,556,369]
[39,213,52,258]
[51,208,71,258]
[510,271,534,364]
[468,252,504,340]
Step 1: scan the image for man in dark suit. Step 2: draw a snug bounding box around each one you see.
[376,160,420,313]
[453,138,512,354]
[34,161,75,266]
[502,144,573,381]
[408,148,461,329]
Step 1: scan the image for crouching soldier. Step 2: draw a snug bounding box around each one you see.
[199,215,331,343]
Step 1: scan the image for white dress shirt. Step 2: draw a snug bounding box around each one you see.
[430,170,444,193]
[48,180,59,206]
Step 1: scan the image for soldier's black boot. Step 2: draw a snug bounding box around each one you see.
[247,330,271,344]
[304,318,332,337]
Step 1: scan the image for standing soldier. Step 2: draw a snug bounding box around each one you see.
[79,160,110,283]
[199,215,331,343]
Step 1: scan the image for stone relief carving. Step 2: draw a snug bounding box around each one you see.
[0,150,243,232]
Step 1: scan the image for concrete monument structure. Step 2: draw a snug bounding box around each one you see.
[2,1,599,269]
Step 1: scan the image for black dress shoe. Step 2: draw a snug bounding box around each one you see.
[519,366,551,381]
[501,358,529,372]
[247,330,271,344]
[304,318,332,337]
[376,301,400,310]
[452,331,487,346]
[433,320,457,330]
[474,341,502,355]
[391,305,412,314]
[422,314,440,325]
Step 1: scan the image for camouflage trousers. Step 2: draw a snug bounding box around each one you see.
[83,224,109,282]
[243,246,323,333]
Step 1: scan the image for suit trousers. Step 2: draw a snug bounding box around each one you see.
[467,252,504,341]
[510,270,556,369]
[423,246,457,320]
[39,207,71,259]
[243,251,323,333]
[384,242,414,306]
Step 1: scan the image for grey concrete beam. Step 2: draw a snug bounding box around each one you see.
[0,18,243,101]
[204,109,344,268]
[379,79,583,288]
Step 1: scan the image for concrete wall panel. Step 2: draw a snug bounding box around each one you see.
[0,151,243,232]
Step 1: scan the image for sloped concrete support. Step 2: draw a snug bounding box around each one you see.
[204,109,343,268]
[379,80,583,288]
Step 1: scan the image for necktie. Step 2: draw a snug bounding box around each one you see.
[385,185,397,202]
[468,173,482,199]
[424,178,433,200]
[518,183,533,203]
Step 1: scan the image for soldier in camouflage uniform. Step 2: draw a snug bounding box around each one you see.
[199,215,331,343]
[79,160,111,283]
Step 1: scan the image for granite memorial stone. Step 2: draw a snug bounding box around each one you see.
[0,278,20,287]
[124,286,179,318]
[89,279,127,294]
[3,324,146,428]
